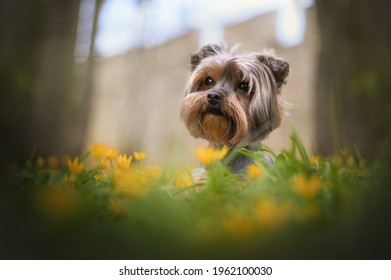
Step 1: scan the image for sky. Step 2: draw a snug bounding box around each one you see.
[75,0,314,61]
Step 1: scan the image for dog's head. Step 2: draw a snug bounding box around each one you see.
[180,44,290,147]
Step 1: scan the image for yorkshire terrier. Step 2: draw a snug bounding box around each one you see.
[180,44,290,174]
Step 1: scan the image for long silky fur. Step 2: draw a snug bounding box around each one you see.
[180,45,289,147]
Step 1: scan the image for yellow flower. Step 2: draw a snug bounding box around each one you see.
[107,199,128,215]
[340,147,352,158]
[142,166,163,179]
[246,164,263,179]
[94,173,106,182]
[112,168,149,197]
[254,199,291,230]
[116,154,132,170]
[340,148,356,167]
[293,174,322,199]
[90,144,109,158]
[224,213,256,239]
[134,151,148,161]
[217,146,229,158]
[346,156,355,167]
[105,148,118,160]
[36,156,45,169]
[64,174,76,183]
[330,155,342,167]
[35,184,78,219]
[196,146,228,165]
[66,157,85,175]
[100,159,110,168]
[47,156,59,170]
[310,155,320,166]
[174,171,193,189]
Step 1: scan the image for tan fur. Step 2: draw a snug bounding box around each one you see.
[180,44,290,148]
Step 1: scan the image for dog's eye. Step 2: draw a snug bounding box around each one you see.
[205,77,214,86]
[197,77,215,91]
[238,82,249,92]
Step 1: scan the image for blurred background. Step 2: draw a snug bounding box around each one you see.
[1,0,390,166]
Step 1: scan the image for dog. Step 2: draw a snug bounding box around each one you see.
[180,44,290,174]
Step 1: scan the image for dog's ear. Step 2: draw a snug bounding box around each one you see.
[190,44,222,71]
[257,54,289,87]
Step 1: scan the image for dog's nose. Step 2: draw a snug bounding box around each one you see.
[207,92,223,105]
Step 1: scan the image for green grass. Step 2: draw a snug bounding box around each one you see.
[0,132,384,259]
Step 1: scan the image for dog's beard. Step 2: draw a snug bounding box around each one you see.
[180,92,248,147]
[201,114,231,146]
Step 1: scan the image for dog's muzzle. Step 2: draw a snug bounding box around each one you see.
[206,92,224,116]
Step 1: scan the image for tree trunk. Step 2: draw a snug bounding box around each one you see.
[0,0,81,165]
[315,0,391,161]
